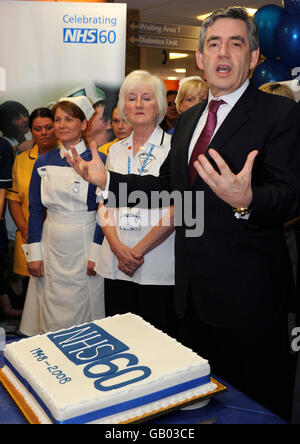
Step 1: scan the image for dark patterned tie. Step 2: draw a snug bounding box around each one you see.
[188,99,225,187]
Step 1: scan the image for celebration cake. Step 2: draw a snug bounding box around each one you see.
[0,313,218,424]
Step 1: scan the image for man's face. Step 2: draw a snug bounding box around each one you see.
[91,105,111,133]
[196,18,259,97]
[166,93,178,121]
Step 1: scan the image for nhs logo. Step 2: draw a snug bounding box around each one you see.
[63,28,97,44]
[48,323,129,365]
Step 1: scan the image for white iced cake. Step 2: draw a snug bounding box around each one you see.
[1,313,216,424]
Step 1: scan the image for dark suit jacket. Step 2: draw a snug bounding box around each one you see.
[109,82,300,330]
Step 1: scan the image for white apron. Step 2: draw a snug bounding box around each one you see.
[19,163,104,336]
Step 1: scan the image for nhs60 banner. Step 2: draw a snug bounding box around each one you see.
[0,1,126,127]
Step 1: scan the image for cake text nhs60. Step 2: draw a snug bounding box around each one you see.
[47,323,152,391]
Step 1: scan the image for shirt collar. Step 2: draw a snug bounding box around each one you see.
[28,144,39,160]
[60,139,86,159]
[121,125,164,149]
[208,79,249,109]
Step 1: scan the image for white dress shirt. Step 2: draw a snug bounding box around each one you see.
[188,79,250,162]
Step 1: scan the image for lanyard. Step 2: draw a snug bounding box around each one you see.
[128,144,155,175]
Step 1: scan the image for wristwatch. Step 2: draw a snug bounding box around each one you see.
[233,206,251,219]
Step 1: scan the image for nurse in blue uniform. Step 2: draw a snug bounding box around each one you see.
[20,96,106,335]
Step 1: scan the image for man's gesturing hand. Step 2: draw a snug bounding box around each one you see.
[194,148,259,208]
[65,141,107,189]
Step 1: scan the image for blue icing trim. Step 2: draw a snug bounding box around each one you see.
[4,358,58,423]
[63,375,211,424]
[47,323,129,365]
[5,356,210,424]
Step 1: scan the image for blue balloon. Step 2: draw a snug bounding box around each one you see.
[276,13,300,67]
[254,5,286,58]
[282,0,300,14]
[252,59,292,88]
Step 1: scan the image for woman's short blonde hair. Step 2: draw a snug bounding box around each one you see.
[259,82,295,101]
[118,70,167,125]
[176,78,209,113]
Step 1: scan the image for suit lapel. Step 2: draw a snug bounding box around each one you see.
[173,83,257,189]
[190,83,257,187]
[209,83,256,153]
[173,100,207,189]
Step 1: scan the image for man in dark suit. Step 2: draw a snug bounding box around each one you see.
[68,7,300,420]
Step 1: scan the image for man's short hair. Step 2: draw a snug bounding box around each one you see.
[198,6,259,53]
[94,99,114,123]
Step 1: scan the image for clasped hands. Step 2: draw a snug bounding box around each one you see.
[111,242,144,277]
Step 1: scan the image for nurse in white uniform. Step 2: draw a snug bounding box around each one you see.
[20,96,106,335]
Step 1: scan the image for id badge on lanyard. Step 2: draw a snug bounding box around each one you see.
[127,144,155,176]
[119,144,155,231]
